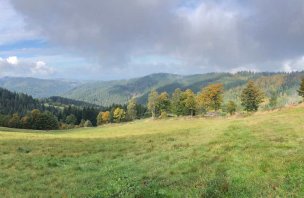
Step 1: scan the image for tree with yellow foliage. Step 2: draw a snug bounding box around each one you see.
[97,111,110,125]
[113,108,126,123]
[197,83,224,111]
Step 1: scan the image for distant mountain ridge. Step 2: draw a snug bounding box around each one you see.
[1,72,303,107]
[0,76,83,98]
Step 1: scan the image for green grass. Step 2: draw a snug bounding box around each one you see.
[1,107,304,197]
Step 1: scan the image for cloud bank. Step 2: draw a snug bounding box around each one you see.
[0,56,55,77]
[8,0,304,77]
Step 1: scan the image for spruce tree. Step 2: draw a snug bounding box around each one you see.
[241,81,264,112]
[297,78,304,99]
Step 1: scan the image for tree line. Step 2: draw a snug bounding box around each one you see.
[96,80,266,126]
[146,80,265,118]
[1,78,304,130]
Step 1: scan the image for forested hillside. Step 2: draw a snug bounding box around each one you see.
[0,77,82,98]
[1,72,303,107]
[63,72,304,106]
[0,87,43,115]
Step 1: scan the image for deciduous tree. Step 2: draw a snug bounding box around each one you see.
[84,120,93,127]
[184,89,196,116]
[226,101,237,115]
[127,98,137,121]
[147,90,159,118]
[197,84,224,111]
[171,88,186,116]
[157,92,170,114]
[113,107,126,123]
[65,114,77,125]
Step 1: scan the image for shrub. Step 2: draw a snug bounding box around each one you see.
[84,120,93,127]
[159,111,168,119]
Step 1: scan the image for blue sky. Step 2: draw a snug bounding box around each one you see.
[1,0,304,80]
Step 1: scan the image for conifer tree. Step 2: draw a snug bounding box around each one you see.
[297,78,304,100]
[241,80,264,112]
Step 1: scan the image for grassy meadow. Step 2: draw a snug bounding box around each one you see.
[0,106,304,197]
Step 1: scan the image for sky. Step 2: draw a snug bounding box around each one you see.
[0,0,304,80]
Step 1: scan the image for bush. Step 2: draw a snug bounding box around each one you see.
[159,112,168,119]
[84,120,93,127]
[32,112,59,130]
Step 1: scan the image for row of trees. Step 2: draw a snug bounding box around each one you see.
[0,110,59,130]
[96,98,139,125]
[147,80,265,118]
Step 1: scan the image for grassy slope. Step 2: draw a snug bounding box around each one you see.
[0,107,304,197]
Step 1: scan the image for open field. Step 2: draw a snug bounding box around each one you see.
[1,107,304,197]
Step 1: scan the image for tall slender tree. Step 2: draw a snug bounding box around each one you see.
[147,90,159,118]
[184,89,196,116]
[171,88,186,116]
[127,98,137,121]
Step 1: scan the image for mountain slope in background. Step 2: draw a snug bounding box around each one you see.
[62,72,304,107]
[0,77,82,98]
[0,72,303,107]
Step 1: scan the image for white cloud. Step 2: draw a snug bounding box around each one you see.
[6,56,19,65]
[31,61,54,75]
[282,56,304,73]
[0,56,55,77]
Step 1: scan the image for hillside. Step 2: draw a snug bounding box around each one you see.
[63,72,304,107]
[0,87,42,115]
[1,106,304,197]
[0,77,82,98]
[1,72,303,107]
